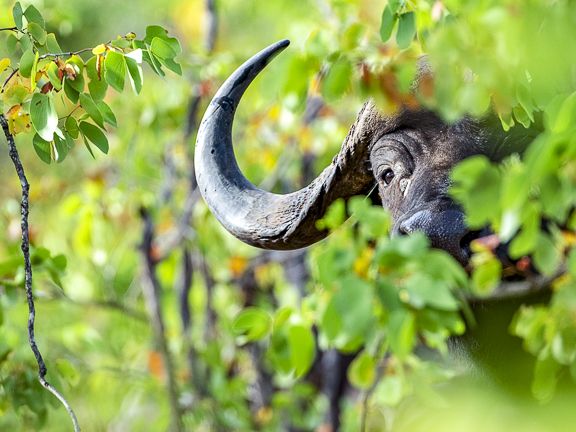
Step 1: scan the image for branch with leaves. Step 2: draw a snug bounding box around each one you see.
[0,2,182,429]
[2,2,181,164]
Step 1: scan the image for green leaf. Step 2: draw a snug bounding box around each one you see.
[12,2,23,30]
[404,273,459,310]
[374,375,404,406]
[97,100,117,128]
[126,55,143,94]
[65,116,79,139]
[388,310,416,359]
[66,56,85,93]
[532,353,560,402]
[232,307,272,341]
[396,11,416,49]
[23,5,45,28]
[53,133,74,162]
[322,57,352,101]
[27,22,46,45]
[348,350,377,390]
[79,93,104,128]
[79,121,108,154]
[46,61,62,91]
[316,199,346,230]
[46,33,61,53]
[86,56,108,101]
[145,25,181,54]
[388,0,402,13]
[63,78,80,104]
[288,324,315,377]
[533,232,561,276]
[6,33,18,55]
[380,6,397,42]
[19,48,35,78]
[32,133,51,164]
[30,93,58,141]
[150,37,182,75]
[30,50,39,89]
[104,51,126,92]
[472,257,502,295]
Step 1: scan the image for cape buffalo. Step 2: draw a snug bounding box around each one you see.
[194,40,548,415]
[195,39,534,269]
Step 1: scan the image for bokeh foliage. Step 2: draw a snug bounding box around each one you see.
[0,0,575,431]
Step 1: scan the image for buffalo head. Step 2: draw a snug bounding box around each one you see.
[195,40,531,265]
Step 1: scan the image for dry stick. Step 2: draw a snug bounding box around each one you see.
[0,114,81,432]
[139,207,184,432]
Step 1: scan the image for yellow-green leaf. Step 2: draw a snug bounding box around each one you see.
[0,58,11,75]
[349,350,377,390]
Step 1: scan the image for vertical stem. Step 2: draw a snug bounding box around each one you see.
[1,114,80,432]
[139,207,184,432]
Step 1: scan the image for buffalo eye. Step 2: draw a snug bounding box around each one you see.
[381,168,395,185]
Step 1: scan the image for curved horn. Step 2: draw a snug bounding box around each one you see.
[195,40,385,250]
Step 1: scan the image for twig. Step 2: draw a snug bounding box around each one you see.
[0,114,80,432]
[139,207,184,432]
[0,26,17,31]
[204,0,218,53]
[360,391,369,432]
[38,47,95,60]
[2,68,19,92]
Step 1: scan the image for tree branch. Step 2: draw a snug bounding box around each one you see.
[0,114,80,432]
[138,207,184,432]
[204,0,218,53]
[2,68,19,92]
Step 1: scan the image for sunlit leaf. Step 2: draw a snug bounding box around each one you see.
[104,51,126,92]
[150,37,181,75]
[348,350,377,390]
[30,93,58,141]
[232,307,272,341]
[126,55,143,94]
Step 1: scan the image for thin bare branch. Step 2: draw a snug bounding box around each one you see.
[139,207,184,432]
[0,114,80,432]
[2,68,19,92]
[204,0,218,53]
